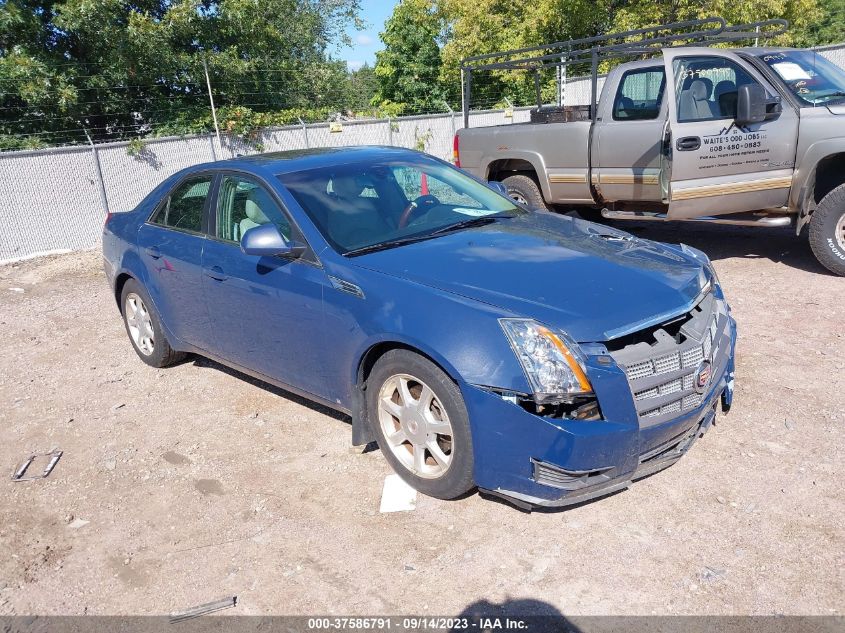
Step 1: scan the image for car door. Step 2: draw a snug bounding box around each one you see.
[659,48,799,218]
[136,173,215,350]
[201,172,332,398]
[592,64,668,202]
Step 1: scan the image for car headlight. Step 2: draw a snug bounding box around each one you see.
[499,318,593,402]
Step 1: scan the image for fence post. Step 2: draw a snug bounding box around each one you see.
[84,129,110,216]
[298,117,310,149]
[387,117,393,145]
[443,101,455,137]
[203,57,223,154]
[208,133,218,161]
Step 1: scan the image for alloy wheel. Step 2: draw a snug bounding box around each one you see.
[377,374,454,479]
[125,292,155,356]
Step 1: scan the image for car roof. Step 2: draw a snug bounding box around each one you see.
[184,145,426,178]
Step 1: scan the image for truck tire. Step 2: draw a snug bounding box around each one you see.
[809,183,845,276]
[502,174,548,211]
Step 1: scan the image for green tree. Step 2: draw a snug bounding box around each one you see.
[347,62,379,111]
[0,0,363,148]
[373,0,445,114]
[809,0,845,45]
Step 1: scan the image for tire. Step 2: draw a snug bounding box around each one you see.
[810,183,845,276]
[367,349,475,500]
[502,174,548,211]
[120,279,185,368]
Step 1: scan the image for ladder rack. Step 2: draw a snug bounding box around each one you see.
[459,17,789,126]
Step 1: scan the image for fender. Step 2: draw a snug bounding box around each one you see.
[112,254,187,354]
[790,137,845,234]
[349,332,469,447]
[482,150,552,201]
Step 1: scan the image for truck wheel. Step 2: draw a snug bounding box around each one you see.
[809,183,845,276]
[502,174,548,211]
[367,349,475,500]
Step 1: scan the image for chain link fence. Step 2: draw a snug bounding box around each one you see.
[1,43,843,262]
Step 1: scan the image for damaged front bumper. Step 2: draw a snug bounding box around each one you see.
[464,322,736,510]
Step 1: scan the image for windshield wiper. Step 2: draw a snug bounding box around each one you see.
[343,233,441,257]
[343,213,516,257]
[429,212,516,236]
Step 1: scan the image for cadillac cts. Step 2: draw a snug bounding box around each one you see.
[102,146,736,509]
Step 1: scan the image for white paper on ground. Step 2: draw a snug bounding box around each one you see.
[379,473,418,513]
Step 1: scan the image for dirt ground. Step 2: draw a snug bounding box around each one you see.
[0,222,842,617]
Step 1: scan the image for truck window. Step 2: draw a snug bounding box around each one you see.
[612,68,666,121]
[673,56,760,122]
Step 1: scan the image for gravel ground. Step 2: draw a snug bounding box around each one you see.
[0,222,842,617]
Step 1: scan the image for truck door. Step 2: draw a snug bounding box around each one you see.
[593,64,668,203]
[659,48,798,218]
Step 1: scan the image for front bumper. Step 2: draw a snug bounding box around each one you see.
[465,317,736,510]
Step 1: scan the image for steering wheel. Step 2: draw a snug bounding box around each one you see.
[398,195,440,229]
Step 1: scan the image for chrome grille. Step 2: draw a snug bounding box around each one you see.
[609,292,729,427]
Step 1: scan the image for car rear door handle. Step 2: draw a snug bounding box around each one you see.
[144,246,161,259]
[676,136,701,151]
[204,266,227,282]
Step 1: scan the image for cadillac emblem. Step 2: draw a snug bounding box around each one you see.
[694,360,713,394]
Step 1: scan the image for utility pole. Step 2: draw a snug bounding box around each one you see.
[203,57,222,156]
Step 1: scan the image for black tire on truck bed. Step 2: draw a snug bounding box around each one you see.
[809,183,845,276]
[502,174,548,211]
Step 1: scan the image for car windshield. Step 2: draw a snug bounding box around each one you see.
[277,158,524,255]
[758,50,845,106]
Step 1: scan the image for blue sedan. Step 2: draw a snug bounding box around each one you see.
[103,146,736,508]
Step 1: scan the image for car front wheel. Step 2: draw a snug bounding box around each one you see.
[367,349,475,499]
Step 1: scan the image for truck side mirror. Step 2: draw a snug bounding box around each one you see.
[736,84,768,125]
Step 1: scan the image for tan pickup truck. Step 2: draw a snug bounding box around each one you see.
[456,19,845,275]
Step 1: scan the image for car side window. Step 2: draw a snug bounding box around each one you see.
[612,68,666,121]
[216,175,292,244]
[149,176,212,233]
[673,56,760,122]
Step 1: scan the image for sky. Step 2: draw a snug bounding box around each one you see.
[336,0,398,71]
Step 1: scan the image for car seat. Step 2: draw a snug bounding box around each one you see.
[239,187,272,238]
[679,79,719,120]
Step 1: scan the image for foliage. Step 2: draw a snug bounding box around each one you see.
[809,0,845,46]
[373,0,445,113]
[0,0,365,146]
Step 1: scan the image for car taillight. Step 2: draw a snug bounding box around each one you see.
[104,212,113,228]
[453,134,460,167]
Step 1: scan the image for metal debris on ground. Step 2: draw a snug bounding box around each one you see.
[169,596,237,623]
[379,473,418,513]
[11,450,62,481]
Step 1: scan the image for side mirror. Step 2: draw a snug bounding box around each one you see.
[736,84,768,125]
[240,223,306,258]
[488,181,509,197]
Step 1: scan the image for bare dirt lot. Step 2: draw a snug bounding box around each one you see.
[0,222,843,617]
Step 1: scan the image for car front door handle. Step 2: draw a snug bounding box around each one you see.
[676,136,701,151]
[204,266,228,282]
[144,246,161,259]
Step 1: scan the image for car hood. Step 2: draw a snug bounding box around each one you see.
[350,213,709,343]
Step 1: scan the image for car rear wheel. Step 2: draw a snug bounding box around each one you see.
[367,350,474,499]
[810,183,845,276]
[502,174,548,211]
[120,279,185,368]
